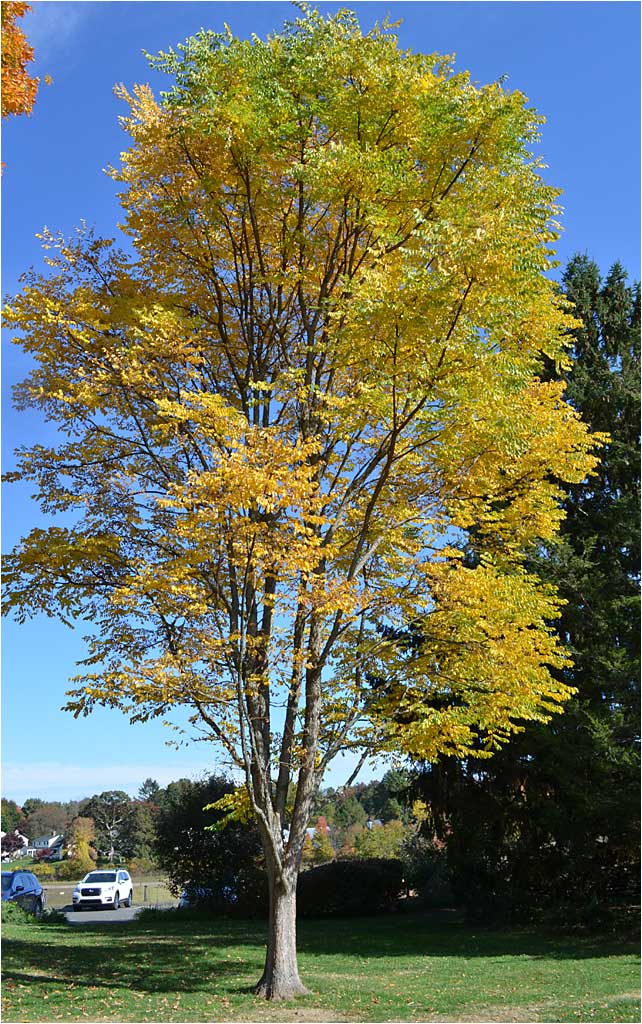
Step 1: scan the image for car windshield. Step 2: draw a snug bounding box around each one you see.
[1,874,13,892]
[83,872,117,883]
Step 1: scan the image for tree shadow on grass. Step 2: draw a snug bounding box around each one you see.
[298,912,638,962]
[3,910,636,1003]
[126,907,638,962]
[2,930,263,996]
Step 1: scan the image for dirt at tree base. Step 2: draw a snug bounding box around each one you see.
[242,1009,356,1023]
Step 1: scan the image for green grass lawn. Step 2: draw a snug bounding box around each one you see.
[2,908,639,1022]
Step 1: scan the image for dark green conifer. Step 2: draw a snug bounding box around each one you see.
[415,256,640,925]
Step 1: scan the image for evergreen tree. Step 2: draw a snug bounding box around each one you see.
[138,778,161,803]
[414,256,640,925]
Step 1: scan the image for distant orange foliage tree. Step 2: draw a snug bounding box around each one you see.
[1,1,38,118]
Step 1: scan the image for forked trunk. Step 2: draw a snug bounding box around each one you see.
[254,868,308,1000]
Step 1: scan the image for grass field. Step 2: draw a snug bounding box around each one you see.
[2,908,639,1022]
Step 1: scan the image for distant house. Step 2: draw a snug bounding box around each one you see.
[304,823,335,839]
[29,832,65,861]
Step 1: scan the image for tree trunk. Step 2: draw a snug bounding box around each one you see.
[254,868,309,1000]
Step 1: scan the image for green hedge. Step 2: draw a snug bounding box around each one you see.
[179,858,405,919]
[297,858,404,917]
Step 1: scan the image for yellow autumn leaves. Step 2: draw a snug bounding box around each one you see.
[4,10,604,771]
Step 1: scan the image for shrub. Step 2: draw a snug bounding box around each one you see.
[297,858,404,918]
[1,900,33,924]
[180,862,269,918]
[31,863,55,880]
[39,907,68,925]
[230,863,268,917]
[128,855,159,877]
[30,858,89,882]
[55,857,91,881]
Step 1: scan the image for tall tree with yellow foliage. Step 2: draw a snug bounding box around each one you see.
[4,9,602,998]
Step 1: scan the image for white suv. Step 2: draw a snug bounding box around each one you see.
[72,869,133,910]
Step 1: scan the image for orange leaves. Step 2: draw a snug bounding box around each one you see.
[1,1,38,118]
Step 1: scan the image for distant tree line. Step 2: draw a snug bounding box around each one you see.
[1,784,162,876]
[1,768,417,872]
[2,770,423,884]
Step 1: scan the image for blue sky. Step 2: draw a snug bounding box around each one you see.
[2,1,640,805]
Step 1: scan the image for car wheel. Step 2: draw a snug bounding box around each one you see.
[34,898,43,918]
[124,889,133,907]
[113,893,120,910]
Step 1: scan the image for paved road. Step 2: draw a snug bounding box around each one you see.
[64,903,176,923]
[64,904,142,923]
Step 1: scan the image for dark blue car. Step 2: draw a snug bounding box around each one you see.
[1,870,46,916]
[179,885,237,908]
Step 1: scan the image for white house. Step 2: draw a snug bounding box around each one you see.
[30,832,65,860]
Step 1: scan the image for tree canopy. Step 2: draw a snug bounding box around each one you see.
[1,1,39,119]
[81,791,135,861]
[1,798,23,834]
[153,775,263,907]
[4,8,602,998]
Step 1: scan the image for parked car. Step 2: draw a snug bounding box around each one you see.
[178,886,215,909]
[72,869,133,910]
[178,884,237,909]
[1,870,46,916]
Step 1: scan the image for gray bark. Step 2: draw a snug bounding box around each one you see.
[254,864,309,1000]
